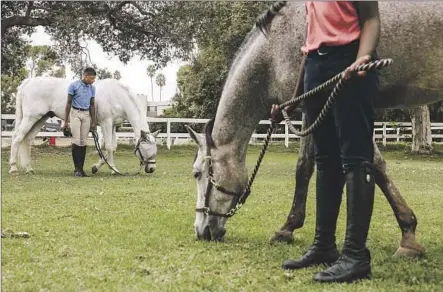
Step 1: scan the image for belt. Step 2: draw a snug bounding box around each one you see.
[308,40,360,57]
[72,106,89,111]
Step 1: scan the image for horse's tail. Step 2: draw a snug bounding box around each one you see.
[14,78,31,133]
[256,1,288,36]
[13,78,43,170]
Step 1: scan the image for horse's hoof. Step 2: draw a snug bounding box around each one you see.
[91,165,98,174]
[26,169,35,174]
[9,169,18,175]
[269,230,294,244]
[393,245,425,258]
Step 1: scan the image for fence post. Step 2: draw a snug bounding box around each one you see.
[285,122,289,148]
[167,119,171,150]
[396,128,400,143]
[382,122,387,147]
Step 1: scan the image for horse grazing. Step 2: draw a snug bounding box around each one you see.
[185,2,443,258]
[9,77,160,175]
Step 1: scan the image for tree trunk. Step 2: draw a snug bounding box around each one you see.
[410,105,433,154]
[159,87,162,101]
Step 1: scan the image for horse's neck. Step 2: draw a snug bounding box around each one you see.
[124,100,149,138]
[212,34,269,160]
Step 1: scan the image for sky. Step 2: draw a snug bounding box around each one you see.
[28,27,187,102]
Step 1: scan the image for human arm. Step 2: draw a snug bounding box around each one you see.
[343,1,381,79]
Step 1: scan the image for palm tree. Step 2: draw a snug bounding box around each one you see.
[146,65,156,101]
[155,73,166,102]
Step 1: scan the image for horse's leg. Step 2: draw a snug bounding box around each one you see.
[9,117,39,174]
[91,120,113,174]
[270,131,315,244]
[23,117,48,173]
[373,141,425,257]
[108,125,119,174]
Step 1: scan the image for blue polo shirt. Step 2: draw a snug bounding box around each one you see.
[68,80,96,110]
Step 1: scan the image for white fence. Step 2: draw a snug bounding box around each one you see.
[1,114,443,149]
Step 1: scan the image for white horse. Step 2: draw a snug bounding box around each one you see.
[9,76,160,175]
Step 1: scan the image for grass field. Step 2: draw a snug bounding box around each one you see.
[2,143,443,292]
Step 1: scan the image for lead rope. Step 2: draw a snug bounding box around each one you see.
[91,131,142,176]
[226,58,394,217]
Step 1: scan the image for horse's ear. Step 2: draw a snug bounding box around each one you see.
[152,129,161,138]
[185,125,204,147]
[140,130,147,139]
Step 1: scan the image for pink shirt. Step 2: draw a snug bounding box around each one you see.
[301,1,361,53]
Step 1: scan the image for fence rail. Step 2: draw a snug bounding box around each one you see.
[2,114,443,149]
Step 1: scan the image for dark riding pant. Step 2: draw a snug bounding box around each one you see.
[302,41,379,282]
[304,41,379,169]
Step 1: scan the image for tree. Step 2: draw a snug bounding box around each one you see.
[95,67,113,79]
[1,29,31,77]
[1,1,205,68]
[165,2,269,118]
[51,65,66,78]
[113,70,122,80]
[26,45,60,77]
[155,73,166,101]
[1,67,28,113]
[1,43,64,114]
[146,65,156,101]
[410,106,434,154]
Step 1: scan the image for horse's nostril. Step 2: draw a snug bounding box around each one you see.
[144,166,155,173]
[213,228,226,242]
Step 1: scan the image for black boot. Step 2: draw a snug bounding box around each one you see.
[72,144,83,177]
[313,161,375,283]
[78,146,89,177]
[282,159,344,270]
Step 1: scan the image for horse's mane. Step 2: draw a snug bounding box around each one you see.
[108,79,149,130]
[255,1,288,35]
[204,118,216,149]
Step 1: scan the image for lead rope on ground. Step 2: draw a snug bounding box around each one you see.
[227,58,393,217]
[91,131,142,176]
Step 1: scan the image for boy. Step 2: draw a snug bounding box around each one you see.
[62,67,97,177]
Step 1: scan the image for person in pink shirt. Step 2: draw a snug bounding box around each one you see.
[272,1,381,283]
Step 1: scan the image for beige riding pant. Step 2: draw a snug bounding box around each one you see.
[70,109,91,146]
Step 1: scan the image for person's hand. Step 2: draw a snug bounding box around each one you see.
[90,122,97,132]
[62,120,70,132]
[271,104,294,123]
[270,104,283,123]
[342,55,371,80]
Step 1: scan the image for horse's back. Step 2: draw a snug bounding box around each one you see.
[19,77,71,118]
[269,2,443,107]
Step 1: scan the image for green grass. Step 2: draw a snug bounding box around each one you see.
[2,144,443,291]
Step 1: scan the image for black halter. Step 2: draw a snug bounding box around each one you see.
[195,143,244,218]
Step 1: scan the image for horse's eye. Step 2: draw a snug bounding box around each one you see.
[193,171,201,179]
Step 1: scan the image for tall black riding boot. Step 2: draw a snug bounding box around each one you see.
[78,146,89,177]
[72,144,83,177]
[313,161,375,283]
[282,159,344,270]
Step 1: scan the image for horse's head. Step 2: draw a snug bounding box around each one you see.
[135,129,161,173]
[186,121,248,242]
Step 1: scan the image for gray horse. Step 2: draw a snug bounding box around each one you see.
[186,2,443,258]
